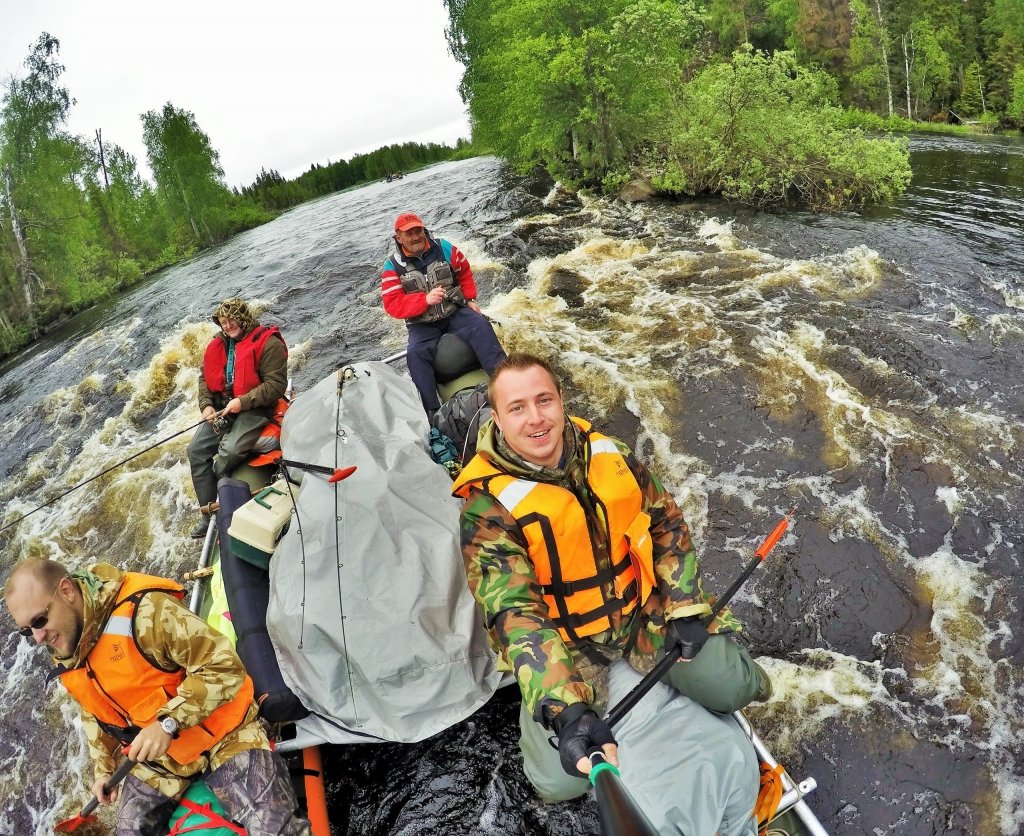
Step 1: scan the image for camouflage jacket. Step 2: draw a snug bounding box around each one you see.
[458,418,740,725]
[53,563,262,785]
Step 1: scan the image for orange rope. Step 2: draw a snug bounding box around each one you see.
[755,762,786,834]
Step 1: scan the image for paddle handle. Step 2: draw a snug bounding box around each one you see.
[79,758,135,817]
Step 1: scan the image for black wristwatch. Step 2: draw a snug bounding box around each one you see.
[158,716,180,739]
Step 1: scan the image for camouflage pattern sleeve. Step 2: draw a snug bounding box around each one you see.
[133,592,250,729]
[621,445,742,632]
[81,708,121,781]
[460,487,594,721]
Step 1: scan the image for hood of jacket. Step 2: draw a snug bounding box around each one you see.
[473,413,587,490]
[54,562,125,668]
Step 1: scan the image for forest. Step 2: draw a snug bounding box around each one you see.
[5,3,1023,359]
[0,34,462,361]
[443,0,1023,201]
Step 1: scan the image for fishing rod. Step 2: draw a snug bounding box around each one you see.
[605,508,796,729]
[0,416,210,536]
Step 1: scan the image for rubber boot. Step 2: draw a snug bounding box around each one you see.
[190,514,211,540]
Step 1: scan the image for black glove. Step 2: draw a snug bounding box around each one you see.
[665,615,710,661]
[551,703,617,778]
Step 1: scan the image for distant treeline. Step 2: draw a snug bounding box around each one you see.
[444,0,1024,206]
[238,139,470,211]
[0,34,471,361]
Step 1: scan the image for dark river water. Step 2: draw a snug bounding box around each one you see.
[1,133,1023,835]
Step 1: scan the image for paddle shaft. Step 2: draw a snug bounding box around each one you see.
[589,753,660,836]
[78,758,136,818]
[604,509,796,729]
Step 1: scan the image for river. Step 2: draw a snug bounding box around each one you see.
[1,133,1022,835]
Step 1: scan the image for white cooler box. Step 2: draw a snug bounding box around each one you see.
[227,479,295,570]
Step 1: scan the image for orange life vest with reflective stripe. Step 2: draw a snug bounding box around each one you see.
[58,572,255,765]
[453,419,656,642]
[202,325,285,399]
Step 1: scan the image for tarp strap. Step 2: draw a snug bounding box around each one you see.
[755,761,786,834]
[166,799,246,835]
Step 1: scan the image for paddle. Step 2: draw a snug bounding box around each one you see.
[589,752,659,836]
[278,459,357,483]
[0,417,210,535]
[605,508,796,729]
[53,758,136,832]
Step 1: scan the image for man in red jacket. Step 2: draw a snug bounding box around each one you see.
[381,212,505,419]
[186,298,287,538]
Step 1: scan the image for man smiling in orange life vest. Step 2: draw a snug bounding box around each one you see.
[4,558,310,835]
[186,298,288,538]
[452,353,771,814]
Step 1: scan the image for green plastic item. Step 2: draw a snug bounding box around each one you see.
[165,779,244,835]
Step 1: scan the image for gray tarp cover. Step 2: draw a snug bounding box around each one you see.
[268,362,500,748]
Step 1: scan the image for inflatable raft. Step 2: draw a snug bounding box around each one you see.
[185,349,828,836]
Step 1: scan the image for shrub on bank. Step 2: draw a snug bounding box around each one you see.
[626,51,912,210]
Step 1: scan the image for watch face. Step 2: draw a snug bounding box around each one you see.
[161,717,178,735]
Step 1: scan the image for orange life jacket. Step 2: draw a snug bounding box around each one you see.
[202,325,285,399]
[58,572,255,765]
[453,418,656,643]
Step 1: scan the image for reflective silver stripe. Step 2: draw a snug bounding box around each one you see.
[102,615,133,637]
[590,439,619,456]
[496,479,538,511]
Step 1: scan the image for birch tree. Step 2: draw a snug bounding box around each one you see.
[141,103,230,247]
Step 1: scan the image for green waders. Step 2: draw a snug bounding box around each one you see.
[519,635,766,834]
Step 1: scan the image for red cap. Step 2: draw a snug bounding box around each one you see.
[394,212,425,232]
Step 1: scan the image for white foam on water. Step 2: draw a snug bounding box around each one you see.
[913,535,1024,833]
[935,486,962,515]
[749,649,912,760]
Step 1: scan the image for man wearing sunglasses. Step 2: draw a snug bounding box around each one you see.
[4,558,310,836]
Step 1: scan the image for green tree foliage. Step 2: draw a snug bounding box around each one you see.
[650,49,911,209]
[237,141,463,212]
[983,0,1024,103]
[141,103,231,247]
[447,2,911,205]
[1008,65,1024,126]
[0,34,111,339]
[446,0,708,182]
[845,0,892,113]
[451,0,1024,137]
[958,60,985,114]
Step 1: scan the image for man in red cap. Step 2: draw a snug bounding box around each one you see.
[381,212,506,418]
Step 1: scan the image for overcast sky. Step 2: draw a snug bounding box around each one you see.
[0,0,471,187]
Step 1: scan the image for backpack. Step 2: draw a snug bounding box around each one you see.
[432,381,491,464]
[428,427,462,478]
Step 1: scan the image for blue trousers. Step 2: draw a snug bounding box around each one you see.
[406,307,506,413]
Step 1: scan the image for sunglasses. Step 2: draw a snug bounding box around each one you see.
[17,580,66,638]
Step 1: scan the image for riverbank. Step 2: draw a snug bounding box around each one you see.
[837,107,1019,137]
[0,146,488,365]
